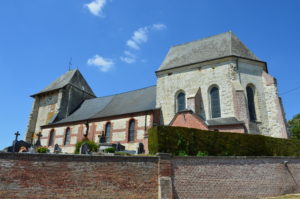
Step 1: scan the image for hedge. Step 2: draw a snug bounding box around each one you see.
[148,126,300,156]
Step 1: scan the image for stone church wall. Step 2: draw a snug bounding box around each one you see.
[40,112,154,153]
[156,59,235,125]
[1,153,300,199]
[238,61,270,135]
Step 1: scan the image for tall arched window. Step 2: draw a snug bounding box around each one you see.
[246,85,257,121]
[210,87,221,118]
[48,129,55,146]
[105,123,111,143]
[176,92,186,112]
[64,127,71,145]
[128,120,135,142]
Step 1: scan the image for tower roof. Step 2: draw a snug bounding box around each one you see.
[157,32,260,72]
[31,69,95,97]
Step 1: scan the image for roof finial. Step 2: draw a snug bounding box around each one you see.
[68,57,72,71]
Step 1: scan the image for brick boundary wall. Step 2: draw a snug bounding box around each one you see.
[171,156,300,199]
[0,152,159,199]
[1,153,300,199]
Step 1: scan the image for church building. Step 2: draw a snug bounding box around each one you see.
[25,32,288,153]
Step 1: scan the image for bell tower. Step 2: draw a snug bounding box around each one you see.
[25,69,96,143]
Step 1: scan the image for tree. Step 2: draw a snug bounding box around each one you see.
[288,114,300,139]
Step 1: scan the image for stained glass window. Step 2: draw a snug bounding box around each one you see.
[48,129,55,146]
[64,128,71,145]
[105,123,111,143]
[128,120,135,142]
[177,92,186,112]
[210,87,221,118]
[247,86,257,121]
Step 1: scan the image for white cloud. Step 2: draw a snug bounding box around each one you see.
[126,40,140,50]
[122,23,166,64]
[126,27,148,50]
[126,24,166,50]
[85,0,107,16]
[132,27,148,43]
[120,51,136,64]
[120,56,136,64]
[152,23,167,31]
[87,54,114,72]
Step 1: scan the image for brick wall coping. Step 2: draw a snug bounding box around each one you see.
[1,152,299,163]
[172,156,300,159]
[172,156,300,166]
[0,152,159,162]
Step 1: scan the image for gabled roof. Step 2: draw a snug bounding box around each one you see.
[31,69,95,97]
[157,32,260,72]
[50,86,157,125]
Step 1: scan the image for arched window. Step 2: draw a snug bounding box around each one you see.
[64,127,71,145]
[176,92,186,112]
[246,85,257,121]
[105,123,111,143]
[48,129,55,146]
[210,87,221,118]
[128,120,135,142]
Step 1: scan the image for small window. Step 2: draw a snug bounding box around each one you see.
[177,92,186,112]
[64,128,71,145]
[247,86,257,121]
[210,87,221,118]
[48,129,55,146]
[105,123,111,143]
[128,120,135,142]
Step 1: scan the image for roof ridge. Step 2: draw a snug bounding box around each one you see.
[170,31,231,49]
[84,85,156,101]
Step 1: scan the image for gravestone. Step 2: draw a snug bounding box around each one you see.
[80,143,90,154]
[54,144,62,153]
[137,143,145,154]
[115,142,125,152]
[99,133,106,144]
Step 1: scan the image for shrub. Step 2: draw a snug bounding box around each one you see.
[74,139,99,154]
[196,151,208,157]
[37,146,49,153]
[178,151,188,156]
[148,126,300,156]
[104,147,116,153]
[115,152,132,156]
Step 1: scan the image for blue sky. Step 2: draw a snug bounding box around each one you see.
[0,0,299,149]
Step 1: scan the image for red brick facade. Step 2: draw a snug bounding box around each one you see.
[40,110,158,153]
[170,111,245,134]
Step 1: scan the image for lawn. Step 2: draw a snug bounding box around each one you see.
[264,194,300,199]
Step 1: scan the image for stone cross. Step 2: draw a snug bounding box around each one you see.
[12,131,20,153]
[14,131,20,141]
[35,132,43,147]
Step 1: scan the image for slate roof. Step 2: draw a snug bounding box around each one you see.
[206,117,244,126]
[53,86,157,125]
[157,32,260,72]
[31,69,95,97]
